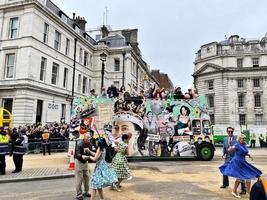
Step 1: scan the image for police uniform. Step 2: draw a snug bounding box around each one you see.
[11,130,26,173]
[0,128,9,175]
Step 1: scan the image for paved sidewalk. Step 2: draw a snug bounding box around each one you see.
[0,147,266,183]
[0,152,74,183]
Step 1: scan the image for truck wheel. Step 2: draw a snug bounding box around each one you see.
[197,143,214,161]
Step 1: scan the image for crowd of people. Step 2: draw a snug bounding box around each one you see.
[89,83,199,101]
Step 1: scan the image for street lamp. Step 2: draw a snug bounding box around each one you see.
[100,52,107,89]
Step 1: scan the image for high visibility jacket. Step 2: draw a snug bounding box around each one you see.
[259,135,264,141]
[0,134,9,155]
[251,134,256,140]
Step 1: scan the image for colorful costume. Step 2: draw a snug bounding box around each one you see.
[111,141,131,179]
[90,149,118,189]
[219,142,262,180]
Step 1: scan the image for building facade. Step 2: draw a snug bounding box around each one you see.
[193,35,267,130]
[151,69,174,91]
[88,26,158,91]
[0,0,157,126]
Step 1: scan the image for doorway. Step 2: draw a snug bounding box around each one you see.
[36,100,43,124]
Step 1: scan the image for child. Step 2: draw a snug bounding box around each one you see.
[89,137,118,200]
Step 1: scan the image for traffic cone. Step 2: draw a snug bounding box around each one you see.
[68,149,75,170]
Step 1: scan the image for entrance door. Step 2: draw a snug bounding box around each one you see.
[36,100,43,123]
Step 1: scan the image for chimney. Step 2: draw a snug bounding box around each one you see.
[74,15,87,31]
[73,13,76,20]
[101,25,109,38]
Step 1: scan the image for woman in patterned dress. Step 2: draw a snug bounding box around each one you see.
[111,134,131,191]
[89,138,118,200]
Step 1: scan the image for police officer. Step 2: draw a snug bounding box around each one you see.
[10,128,26,173]
[259,134,264,148]
[250,133,256,148]
[0,127,9,175]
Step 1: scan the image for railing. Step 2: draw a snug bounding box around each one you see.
[27,139,69,154]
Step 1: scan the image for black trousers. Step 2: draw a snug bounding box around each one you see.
[250,140,256,148]
[0,155,6,174]
[223,175,246,191]
[259,140,263,148]
[42,143,51,155]
[13,154,23,171]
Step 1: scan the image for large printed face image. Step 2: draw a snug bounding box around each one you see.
[71,95,213,159]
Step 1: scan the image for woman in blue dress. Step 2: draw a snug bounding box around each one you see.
[219,134,262,198]
[89,138,118,200]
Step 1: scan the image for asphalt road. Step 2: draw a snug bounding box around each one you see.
[0,150,266,200]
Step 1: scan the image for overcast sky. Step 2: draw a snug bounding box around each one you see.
[52,0,267,91]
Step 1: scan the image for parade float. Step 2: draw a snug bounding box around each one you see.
[70,94,215,161]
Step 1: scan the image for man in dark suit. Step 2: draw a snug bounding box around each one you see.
[221,127,246,194]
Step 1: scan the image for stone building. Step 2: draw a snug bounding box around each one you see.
[193,35,267,129]
[87,25,158,90]
[0,0,157,126]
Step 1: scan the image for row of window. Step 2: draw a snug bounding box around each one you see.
[238,94,262,107]
[237,57,259,68]
[207,93,262,108]
[209,113,264,126]
[207,78,262,90]
[40,57,91,94]
[237,78,260,88]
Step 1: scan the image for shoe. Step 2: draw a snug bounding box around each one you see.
[12,170,19,173]
[76,196,83,200]
[220,185,228,188]
[231,191,241,198]
[82,192,91,197]
[239,191,246,195]
[112,183,121,192]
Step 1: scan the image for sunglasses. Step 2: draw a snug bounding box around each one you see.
[227,131,233,133]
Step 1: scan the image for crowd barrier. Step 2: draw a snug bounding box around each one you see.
[5,138,69,154]
[27,138,69,154]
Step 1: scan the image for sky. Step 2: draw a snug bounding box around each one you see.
[52,0,267,92]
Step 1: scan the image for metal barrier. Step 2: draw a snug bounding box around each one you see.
[27,138,69,154]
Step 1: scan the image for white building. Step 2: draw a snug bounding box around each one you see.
[193,35,267,132]
[0,0,157,126]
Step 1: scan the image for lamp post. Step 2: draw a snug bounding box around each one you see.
[100,52,107,89]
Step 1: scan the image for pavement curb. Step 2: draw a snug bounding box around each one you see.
[0,173,74,184]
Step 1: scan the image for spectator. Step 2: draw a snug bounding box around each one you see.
[90,89,98,98]
[101,87,107,98]
[42,128,51,156]
[107,84,118,98]
[174,86,184,99]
